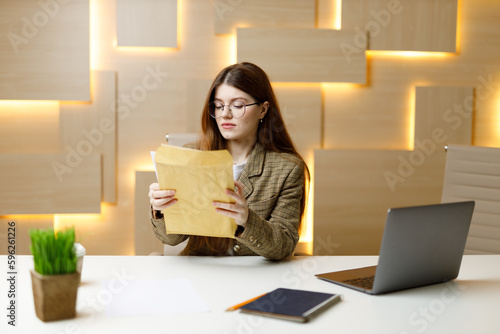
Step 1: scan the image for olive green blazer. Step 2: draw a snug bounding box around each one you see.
[149,142,305,260]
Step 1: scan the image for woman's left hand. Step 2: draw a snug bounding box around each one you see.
[213,180,249,227]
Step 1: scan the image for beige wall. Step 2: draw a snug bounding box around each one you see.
[0,0,499,256]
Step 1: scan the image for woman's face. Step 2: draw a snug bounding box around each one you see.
[213,83,268,145]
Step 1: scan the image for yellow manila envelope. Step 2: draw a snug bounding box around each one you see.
[154,144,237,238]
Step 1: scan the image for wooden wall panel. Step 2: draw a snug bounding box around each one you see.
[415,86,473,145]
[323,80,411,150]
[214,0,315,34]
[313,149,445,255]
[317,0,340,29]
[273,84,322,161]
[0,101,60,153]
[0,216,53,255]
[185,79,211,134]
[60,71,117,203]
[117,0,177,48]
[237,28,366,83]
[314,85,473,255]
[0,154,101,215]
[134,171,164,255]
[322,57,472,151]
[342,0,458,52]
[0,0,90,100]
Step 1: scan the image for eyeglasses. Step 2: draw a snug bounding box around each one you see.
[209,101,259,119]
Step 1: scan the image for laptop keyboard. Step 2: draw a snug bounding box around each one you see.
[342,276,375,290]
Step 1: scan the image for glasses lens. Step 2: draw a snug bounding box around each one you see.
[209,101,223,118]
[230,102,245,118]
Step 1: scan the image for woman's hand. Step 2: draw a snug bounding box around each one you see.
[213,180,249,227]
[149,183,177,211]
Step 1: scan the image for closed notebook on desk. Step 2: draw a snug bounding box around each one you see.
[239,288,341,323]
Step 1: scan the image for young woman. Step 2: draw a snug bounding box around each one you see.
[148,62,309,260]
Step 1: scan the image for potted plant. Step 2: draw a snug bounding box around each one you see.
[30,227,79,322]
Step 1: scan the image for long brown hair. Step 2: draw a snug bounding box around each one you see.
[181,62,310,256]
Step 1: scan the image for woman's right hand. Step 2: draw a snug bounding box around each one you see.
[149,183,177,210]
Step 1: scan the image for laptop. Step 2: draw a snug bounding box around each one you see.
[315,201,475,295]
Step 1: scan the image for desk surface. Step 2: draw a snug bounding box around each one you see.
[1,255,500,334]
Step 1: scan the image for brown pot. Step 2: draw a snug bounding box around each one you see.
[30,270,79,322]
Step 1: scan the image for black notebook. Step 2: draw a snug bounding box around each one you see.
[239,288,341,323]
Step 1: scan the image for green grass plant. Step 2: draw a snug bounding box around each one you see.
[30,227,77,275]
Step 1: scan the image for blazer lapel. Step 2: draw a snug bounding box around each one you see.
[238,142,265,199]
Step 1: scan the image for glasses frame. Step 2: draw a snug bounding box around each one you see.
[209,101,260,119]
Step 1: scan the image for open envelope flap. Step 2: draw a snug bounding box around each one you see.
[154,145,237,238]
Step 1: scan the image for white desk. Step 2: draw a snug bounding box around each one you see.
[1,255,499,334]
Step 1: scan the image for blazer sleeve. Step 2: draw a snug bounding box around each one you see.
[149,208,189,246]
[236,161,305,260]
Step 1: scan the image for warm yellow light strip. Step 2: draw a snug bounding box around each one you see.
[333,0,342,30]
[367,50,454,58]
[456,0,462,54]
[297,151,314,255]
[408,87,416,151]
[1,214,54,221]
[54,205,106,232]
[0,100,58,108]
[114,44,179,53]
[321,82,365,90]
[177,0,183,49]
[273,82,324,89]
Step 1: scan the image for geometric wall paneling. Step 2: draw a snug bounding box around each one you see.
[0,0,498,259]
[117,70,185,171]
[0,216,53,255]
[185,79,212,134]
[116,0,178,48]
[0,153,101,215]
[0,101,60,153]
[313,148,445,255]
[272,84,322,160]
[322,82,411,150]
[315,85,475,255]
[60,71,117,203]
[54,204,132,256]
[0,0,90,100]
[414,86,473,147]
[214,0,316,34]
[341,0,458,52]
[317,0,341,29]
[237,28,367,83]
[134,170,166,255]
